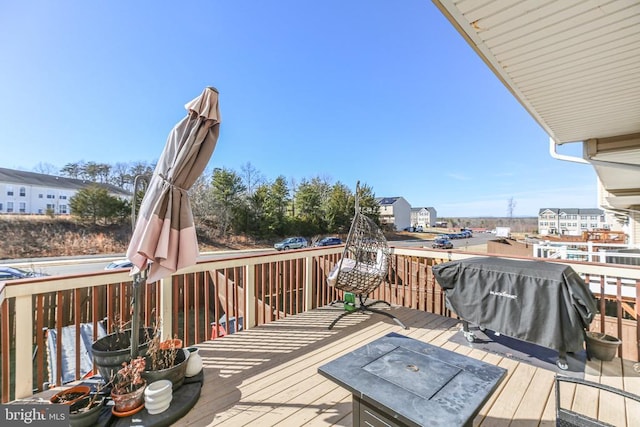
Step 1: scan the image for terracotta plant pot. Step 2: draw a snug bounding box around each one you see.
[111,381,146,414]
[159,338,183,350]
[50,385,91,406]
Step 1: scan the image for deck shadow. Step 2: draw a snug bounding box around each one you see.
[448,326,586,378]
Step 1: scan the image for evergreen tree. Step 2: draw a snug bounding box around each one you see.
[69,185,129,225]
[211,168,246,236]
[325,182,353,233]
[268,176,290,233]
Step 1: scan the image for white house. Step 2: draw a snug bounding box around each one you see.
[0,167,131,215]
[376,196,411,231]
[410,207,437,229]
[537,208,619,236]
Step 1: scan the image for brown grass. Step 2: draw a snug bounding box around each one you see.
[0,216,269,261]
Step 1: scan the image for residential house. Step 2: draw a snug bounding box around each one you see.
[376,196,411,231]
[538,208,617,236]
[410,207,437,229]
[0,167,131,215]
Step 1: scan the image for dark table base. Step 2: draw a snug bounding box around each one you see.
[93,370,203,427]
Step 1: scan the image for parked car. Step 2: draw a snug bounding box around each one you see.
[314,237,343,247]
[274,237,308,251]
[0,266,48,280]
[432,238,453,249]
[104,259,133,270]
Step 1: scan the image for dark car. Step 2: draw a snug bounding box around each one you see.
[315,237,343,247]
[0,266,48,280]
[432,238,453,249]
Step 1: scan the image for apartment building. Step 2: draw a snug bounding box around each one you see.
[538,208,614,236]
[0,167,130,215]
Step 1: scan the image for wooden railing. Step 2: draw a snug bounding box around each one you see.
[1,246,638,402]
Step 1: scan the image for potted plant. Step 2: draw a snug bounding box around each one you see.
[110,356,147,416]
[142,329,189,390]
[49,385,91,406]
[91,320,154,382]
[68,391,106,427]
[50,384,106,427]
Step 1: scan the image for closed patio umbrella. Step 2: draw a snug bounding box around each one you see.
[125,87,221,357]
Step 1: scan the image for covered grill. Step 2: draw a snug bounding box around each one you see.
[432,257,597,369]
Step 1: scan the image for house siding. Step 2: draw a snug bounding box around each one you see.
[411,207,437,228]
[537,208,613,236]
[0,167,131,216]
[377,197,411,231]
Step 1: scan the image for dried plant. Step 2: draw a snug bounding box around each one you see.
[71,383,105,414]
[111,357,146,395]
[145,324,180,371]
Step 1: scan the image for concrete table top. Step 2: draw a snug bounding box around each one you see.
[318,332,507,426]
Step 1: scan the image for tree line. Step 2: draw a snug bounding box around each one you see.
[61,161,380,240]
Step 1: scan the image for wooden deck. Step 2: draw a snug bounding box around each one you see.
[177,306,640,427]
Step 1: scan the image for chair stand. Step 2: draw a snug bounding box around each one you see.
[329,294,408,330]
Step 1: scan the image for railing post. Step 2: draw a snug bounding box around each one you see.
[245,265,256,330]
[14,295,33,398]
[304,255,314,312]
[160,277,172,340]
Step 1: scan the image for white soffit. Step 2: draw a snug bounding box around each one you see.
[433,0,640,209]
[593,163,640,191]
[432,0,640,144]
[606,195,640,209]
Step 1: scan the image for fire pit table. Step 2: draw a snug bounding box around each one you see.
[318,332,506,427]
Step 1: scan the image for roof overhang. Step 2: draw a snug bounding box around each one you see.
[432,0,640,211]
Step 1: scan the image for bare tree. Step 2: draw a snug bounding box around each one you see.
[33,162,58,175]
[239,162,265,197]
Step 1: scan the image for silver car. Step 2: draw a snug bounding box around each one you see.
[104,259,133,270]
[274,237,308,251]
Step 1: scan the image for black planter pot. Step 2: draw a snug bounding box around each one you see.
[586,331,622,361]
[142,347,189,390]
[91,328,154,382]
[69,395,105,427]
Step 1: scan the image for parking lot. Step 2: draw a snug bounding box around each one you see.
[392,232,496,251]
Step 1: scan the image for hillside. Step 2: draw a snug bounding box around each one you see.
[0,216,538,260]
[0,217,265,260]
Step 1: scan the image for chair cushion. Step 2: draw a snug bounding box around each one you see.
[327,258,357,287]
[327,257,386,289]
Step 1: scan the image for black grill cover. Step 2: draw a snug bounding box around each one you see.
[432,257,597,353]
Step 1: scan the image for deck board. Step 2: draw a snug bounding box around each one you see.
[173,307,639,427]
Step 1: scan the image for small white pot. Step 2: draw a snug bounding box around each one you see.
[144,379,173,415]
[184,347,203,377]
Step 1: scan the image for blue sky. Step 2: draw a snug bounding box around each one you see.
[0,1,598,217]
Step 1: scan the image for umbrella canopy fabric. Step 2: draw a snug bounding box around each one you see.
[126,87,221,283]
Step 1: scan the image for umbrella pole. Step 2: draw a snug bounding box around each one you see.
[130,269,146,360]
[130,174,150,360]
